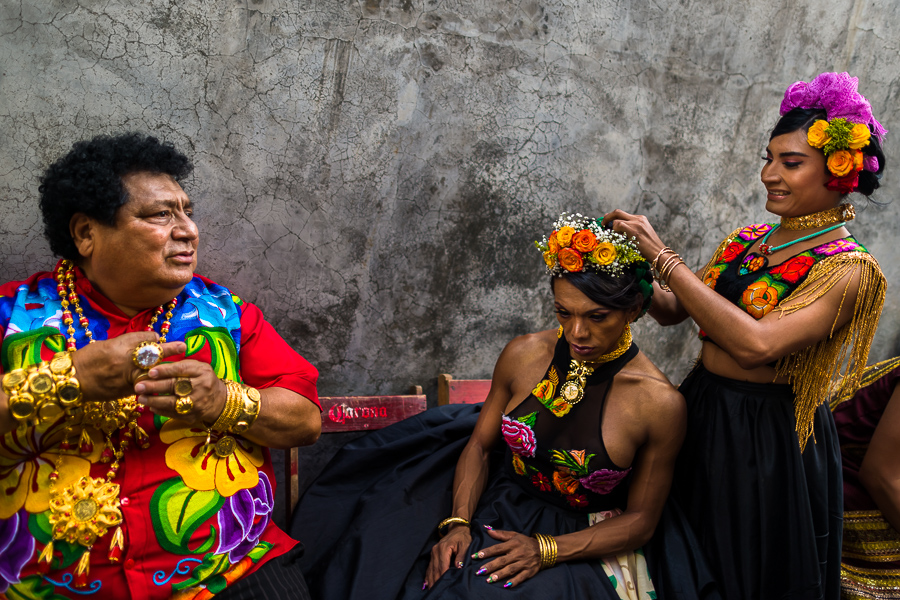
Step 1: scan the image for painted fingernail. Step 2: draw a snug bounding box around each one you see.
[471,553,478,559]
[476,567,487,575]
[422,581,428,590]
[483,524,493,530]
[487,575,496,583]
[456,561,464,568]
[504,581,513,588]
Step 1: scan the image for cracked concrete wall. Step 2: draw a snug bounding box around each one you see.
[2,0,900,398]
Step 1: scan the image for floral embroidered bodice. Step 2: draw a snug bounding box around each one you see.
[501,337,638,512]
[699,223,870,340]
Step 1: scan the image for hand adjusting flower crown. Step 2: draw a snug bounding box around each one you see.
[780,72,887,193]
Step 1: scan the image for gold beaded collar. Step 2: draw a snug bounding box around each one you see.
[780,203,855,231]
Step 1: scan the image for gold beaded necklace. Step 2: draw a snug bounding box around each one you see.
[780,203,855,231]
[38,260,178,586]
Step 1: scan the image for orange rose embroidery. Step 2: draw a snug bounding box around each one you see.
[703,268,721,290]
[558,247,583,272]
[572,229,598,253]
[741,280,779,320]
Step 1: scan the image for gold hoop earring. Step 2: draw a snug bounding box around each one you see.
[557,325,563,339]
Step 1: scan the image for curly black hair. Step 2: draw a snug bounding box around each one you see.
[39,132,193,260]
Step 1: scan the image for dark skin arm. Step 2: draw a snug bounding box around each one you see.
[1,331,320,448]
[859,385,900,533]
[470,356,686,588]
[602,210,862,370]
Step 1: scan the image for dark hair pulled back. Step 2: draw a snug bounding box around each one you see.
[551,267,651,319]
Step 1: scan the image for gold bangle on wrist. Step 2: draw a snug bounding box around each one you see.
[211,380,244,433]
[437,517,470,537]
[532,533,558,569]
[652,246,673,271]
[231,385,261,434]
[661,256,685,281]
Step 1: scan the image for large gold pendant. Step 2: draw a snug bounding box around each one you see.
[48,476,122,547]
[554,360,596,409]
[82,395,140,436]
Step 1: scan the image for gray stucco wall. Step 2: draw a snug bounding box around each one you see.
[2,0,899,398]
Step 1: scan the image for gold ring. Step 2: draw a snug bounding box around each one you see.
[132,341,164,369]
[173,378,193,397]
[134,372,151,384]
[175,396,194,415]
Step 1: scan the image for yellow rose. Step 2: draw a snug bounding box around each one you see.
[556,226,575,248]
[543,251,556,269]
[827,150,854,177]
[592,242,617,266]
[848,123,871,150]
[807,120,830,148]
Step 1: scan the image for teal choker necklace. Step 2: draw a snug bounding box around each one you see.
[739,222,846,276]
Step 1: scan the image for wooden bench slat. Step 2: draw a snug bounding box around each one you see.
[438,374,490,405]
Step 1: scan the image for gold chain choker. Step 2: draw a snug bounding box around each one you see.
[781,203,855,231]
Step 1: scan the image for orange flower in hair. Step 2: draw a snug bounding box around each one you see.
[548,231,560,254]
[558,247,583,272]
[852,149,864,172]
[556,226,575,248]
[572,229,598,253]
[827,150,855,177]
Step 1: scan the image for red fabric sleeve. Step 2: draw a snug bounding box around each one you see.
[238,301,320,410]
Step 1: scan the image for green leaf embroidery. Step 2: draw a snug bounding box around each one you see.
[183,327,241,382]
[549,449,595,477]
[150,477,224,555]
[1,327,66,372]
[516,411,538,428]
[6,575,71,600]
[171,551,231,591]
[204,541,274,595]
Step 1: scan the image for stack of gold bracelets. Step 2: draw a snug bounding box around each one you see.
[532,533,558,569]
[206,380,261,457]
[2,352,82,427]
[651,246,685,292]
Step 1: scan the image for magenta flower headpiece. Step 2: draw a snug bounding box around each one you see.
[780,72,887,142]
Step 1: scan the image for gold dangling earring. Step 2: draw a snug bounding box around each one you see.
[557,325,564,339]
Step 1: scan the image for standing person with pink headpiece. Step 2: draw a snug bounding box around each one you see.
[603,72,888,598]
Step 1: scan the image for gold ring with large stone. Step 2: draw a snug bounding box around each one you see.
[132,341,164,370]
[173,378,193,398]
[175,396,194,415]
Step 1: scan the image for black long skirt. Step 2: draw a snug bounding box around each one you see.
[674,366,842,600]
[292,404,720,600]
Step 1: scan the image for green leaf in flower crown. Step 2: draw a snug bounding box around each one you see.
[150,477,224,555]
[1,327,66,372]
[183,327,241,382]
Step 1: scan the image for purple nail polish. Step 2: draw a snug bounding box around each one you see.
[504,582,513,588]
[476,567,487,575]
[483,524,493,530]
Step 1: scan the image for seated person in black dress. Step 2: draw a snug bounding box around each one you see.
[293,212,718,599]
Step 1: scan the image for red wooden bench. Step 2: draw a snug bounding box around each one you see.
[281,386,426,525]
[437,374,491,405]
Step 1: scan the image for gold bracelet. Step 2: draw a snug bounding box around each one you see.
[651,246,673,271]
[437,517,470,537]
[2,352,81,424]
[211,380,245,433]
[231,384,261,434]
[532,533,558,569]
[660,256,685,281]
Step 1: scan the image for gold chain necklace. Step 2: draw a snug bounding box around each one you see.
[780,203,855,231]
[557,324,633,406]
[38,260,177,586]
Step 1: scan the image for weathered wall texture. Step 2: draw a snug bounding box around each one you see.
[2,0,900,396]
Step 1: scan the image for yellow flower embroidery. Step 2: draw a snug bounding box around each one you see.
[0,420,101,518]
[160,420,264,497]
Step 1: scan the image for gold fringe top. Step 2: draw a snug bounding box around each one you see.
[700,226,887,451]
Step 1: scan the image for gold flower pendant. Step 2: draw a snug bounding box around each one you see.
[48,476,122,547]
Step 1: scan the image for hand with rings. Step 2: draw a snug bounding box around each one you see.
[134,359,227,424]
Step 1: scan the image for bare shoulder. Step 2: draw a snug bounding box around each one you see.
[612,351,685,422]
[493,329,557,389]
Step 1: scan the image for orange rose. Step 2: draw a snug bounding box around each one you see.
[848,123,872,150]
[852,149,864,172]
[552,470,580,495]
[558,247,584,272]
[548,231,560,254]
[557,226,575,248]
[543,251,556,269]
[827,150,854,177]
[806,120,830,148]
[741,280,779,320]
[572,229,598,253]
[592,243,616,266]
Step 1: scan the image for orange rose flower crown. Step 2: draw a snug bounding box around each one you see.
[534,212,645,278]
